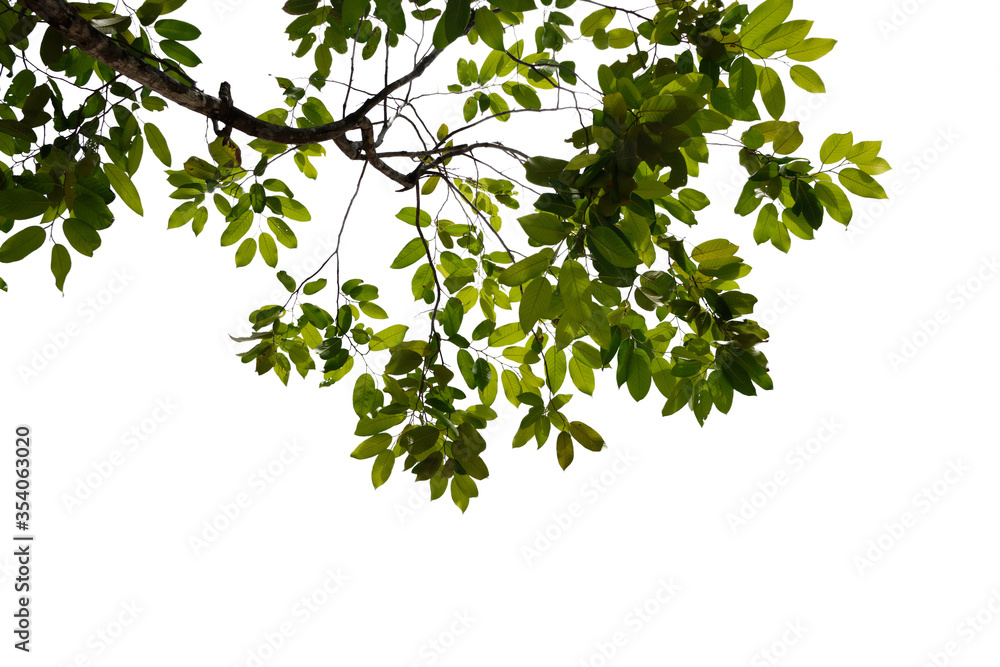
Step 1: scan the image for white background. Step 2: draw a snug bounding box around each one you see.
[3,0,1000,665]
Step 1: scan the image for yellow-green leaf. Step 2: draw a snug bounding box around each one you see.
[838,168,888,199]
[820,132,853,164]
[235,237,256,266]
[0,226,45,263]
[50,243,71,291]
[786,37,836,62]
[789,64,825,93]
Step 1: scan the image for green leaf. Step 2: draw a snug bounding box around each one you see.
[847,141,882,165]
[782,209,814,240]
[62,219,101,257]
[488,93,510,121]
[463,97,477,122]
[268,218,298,248]
[474,7,504,50]
[786,38,836,62]
[580,7,614,36]
[451,477,470,512]
[303,278,326,295]
[497,249,552,286]
[756,19,812,54]
[772,121,803,154]
[50,243,71,291]
[159,40,201,67]
[568,421,605,452]
[707,371,734,414]
[739,0,793,49]
[754,203,779,245]
[144,122,171,166]
[277,270,296,292]
[356,411,407,436]
[435,0,471,48]
[369,324,408,351]
[524,156,568,187]
[440,297,463,337]
[154,19,201,41]
[460,453,489,480]
[789,65,825,93]
[403,426,442,460]
[568,357,595,396]
[607,28,636,48]
[39,26,64,68]
[710,87,760,122]
[488,321,526,347]
[353,373,378,417]
[758,67,785,119]
[838,168,888,199]
[589,228,639,267]
[375,0,405,33]
[509,83,541,110]
[544,347,567,392]
[559,259,591,322]
[385,348,422,374]
[820,132,853,164]
[457,349,476,388]
[258,232,278,267]
[285,0,320,13]
[235,237,256,267]
[0,189,49,220]
[729,57,757,110]
[572,341,603,369]
[659,376,692,415]
[626,349,651,401]
[519,277,552,333]
[556,431,574,470]
[692,239,738,262]
[395,206,431,227]
[104,163,143,215]
[679,189,710,211]
[359,301,388,319]
[0,226,45,263]
[473,357,492,391]
[275,197,310,221]
[341,0,368,26]
[91,15,132,34]
[351,433,390,459]
[518,213,566,245]
[771,222,791,253]
[371,450,394,488]
[814,181,853,224]
[390,237,427,268]
[631,179,670,199]
[220,212,252,245]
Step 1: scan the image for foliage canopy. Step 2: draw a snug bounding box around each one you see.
[0,0,888,509]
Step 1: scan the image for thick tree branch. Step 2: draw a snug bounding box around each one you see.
[20,0,443,188]
[19,0,357,144]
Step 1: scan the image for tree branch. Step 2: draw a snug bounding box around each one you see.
[19,0,436,188]
[19,0,357,144]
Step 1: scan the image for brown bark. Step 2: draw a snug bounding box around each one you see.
[19,0,440,188]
